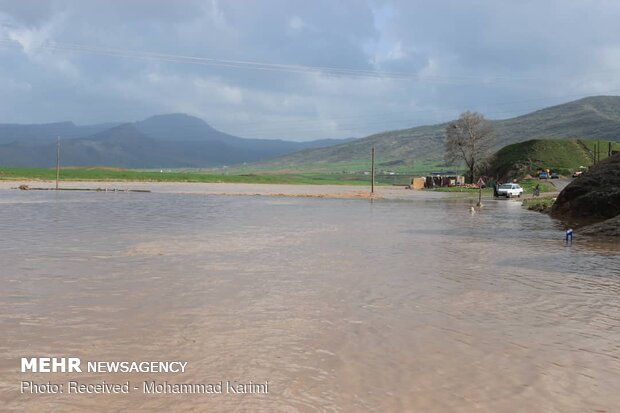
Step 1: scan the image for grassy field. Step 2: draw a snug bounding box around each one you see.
[0,167,415,186]
[578,139,620,163]
[519,179,556,193]
[522,196,556,213]
[487,138,620,180]
[225,158,445,175]
[1,167,565,193]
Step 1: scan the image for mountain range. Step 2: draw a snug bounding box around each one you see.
[0,114,354,168]
[257,95,620,171]
[1,96,620,169]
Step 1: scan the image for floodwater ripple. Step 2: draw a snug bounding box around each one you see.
[0,189,618,412]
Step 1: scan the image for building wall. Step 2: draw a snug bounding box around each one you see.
[410,177,426,190]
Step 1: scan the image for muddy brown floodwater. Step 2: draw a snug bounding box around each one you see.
[0,184,619,412]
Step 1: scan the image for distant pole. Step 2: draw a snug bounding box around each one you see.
[592,142,597,164]
[371,146,375,194]
[597,140,601,164]
[609,141,613,157]
[56,137,60,190]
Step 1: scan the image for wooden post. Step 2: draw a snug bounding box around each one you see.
[609,141,613,158]
[56,137,60,190]
[371,146,375,194]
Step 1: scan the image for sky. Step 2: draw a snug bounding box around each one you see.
[1,0,620,141]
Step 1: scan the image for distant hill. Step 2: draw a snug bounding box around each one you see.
[136,114,354,156]
[256,96,620,172]
[493,96,620,147]
[0,122,120,145]
[0,114,354,168]
[3,96,620,170]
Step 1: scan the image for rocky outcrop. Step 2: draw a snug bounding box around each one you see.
[578,215,620,237]
[550,153,620,222]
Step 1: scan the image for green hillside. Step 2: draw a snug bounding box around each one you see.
[487,139,620,180]
[249,95,620,173]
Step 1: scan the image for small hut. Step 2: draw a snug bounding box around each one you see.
[424,173,465,188]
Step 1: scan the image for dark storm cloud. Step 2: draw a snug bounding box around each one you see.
[1,0,620,139]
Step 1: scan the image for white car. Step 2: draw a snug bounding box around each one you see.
[497,183,523,198]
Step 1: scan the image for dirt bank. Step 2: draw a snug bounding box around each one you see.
[0,180,451,201]
[578,215,620,237]
[551,153,620,221]
[550,153,620,236]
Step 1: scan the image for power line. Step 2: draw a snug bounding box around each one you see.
[0,37,538,84]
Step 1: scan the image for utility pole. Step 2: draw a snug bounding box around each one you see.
[56,137,60,190]
[371,146,375,195]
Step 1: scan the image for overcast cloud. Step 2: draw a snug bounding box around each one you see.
[1,0,620,140]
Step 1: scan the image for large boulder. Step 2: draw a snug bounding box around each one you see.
[550,153,620,222]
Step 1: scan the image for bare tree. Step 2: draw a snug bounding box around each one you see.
[445,111,496,184]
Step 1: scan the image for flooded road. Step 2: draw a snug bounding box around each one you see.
[1,186,618,412]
